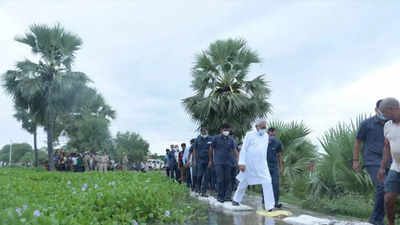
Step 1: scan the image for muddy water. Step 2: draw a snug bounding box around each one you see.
[185,193,370,225]
[187,194,290,225]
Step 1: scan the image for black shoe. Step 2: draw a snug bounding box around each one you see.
[217,198,224,203]
[268,209,273,212]
[201,193,208,197]
[224,197,232,202]
[275,203,282,209]
[232,201,240,206]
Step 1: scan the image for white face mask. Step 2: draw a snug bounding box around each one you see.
[201,134,208,138]
[257,129,266,136]
[222,131,230,136]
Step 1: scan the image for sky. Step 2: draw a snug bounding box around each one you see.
[0,0,399,155]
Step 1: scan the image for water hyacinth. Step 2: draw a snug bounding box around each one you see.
[0,168,202,224]
[15,208,22,217]
[33,210,40,217]
[67,180,71,185]
[81,183,88,191]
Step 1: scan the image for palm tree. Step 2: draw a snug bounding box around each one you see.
[2,24,89,170]
[13,106,40,167]
[309,116,374,198]
[183,38,271,139]
[267,120,318,196]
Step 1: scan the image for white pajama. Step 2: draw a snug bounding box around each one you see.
[233,178,275,210]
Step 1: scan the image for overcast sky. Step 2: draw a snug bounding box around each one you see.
[1,1,399,155]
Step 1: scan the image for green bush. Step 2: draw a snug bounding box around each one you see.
[301,193,373,219]
[0,168,205,225]
[309,116,374,198]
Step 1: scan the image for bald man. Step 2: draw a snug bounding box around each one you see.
[232,119,275,211]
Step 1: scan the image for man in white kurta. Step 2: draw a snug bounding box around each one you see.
[232,119,275,211]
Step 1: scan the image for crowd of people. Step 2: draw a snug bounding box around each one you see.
[163,96,400,225]
[164,122,283,211]
[51,151,130,172]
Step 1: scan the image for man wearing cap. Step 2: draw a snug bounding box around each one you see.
[377,97,400,225]
[232,119,275,211]
[353,99,388,225]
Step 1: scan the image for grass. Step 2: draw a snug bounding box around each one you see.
[0,168,207,225]
[280,192,373,219]
[250,185,373,220]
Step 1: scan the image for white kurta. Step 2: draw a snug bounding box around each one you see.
[236,131,271,185]
[233,131,275,210]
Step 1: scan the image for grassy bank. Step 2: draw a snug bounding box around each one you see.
[0,168,206,225]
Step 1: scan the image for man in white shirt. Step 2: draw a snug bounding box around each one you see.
[378,97,400,225]
[232,119,275,211]
[71,154,78,172]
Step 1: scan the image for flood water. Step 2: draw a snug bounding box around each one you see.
[185,193,369,225]
[187,194,291,225]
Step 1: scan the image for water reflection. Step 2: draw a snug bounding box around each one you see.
[204,209,285,225]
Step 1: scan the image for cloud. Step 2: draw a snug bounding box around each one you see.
[277,59,400,144]
[0,1,400,156]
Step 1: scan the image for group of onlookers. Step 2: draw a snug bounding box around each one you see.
[52,151,130,172]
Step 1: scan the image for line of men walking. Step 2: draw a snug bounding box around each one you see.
[165,121,284,211]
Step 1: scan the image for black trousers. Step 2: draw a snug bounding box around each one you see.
[215,164,233,200]
[196,162,209,193]
[170,165,180,182]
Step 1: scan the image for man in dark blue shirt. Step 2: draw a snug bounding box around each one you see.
[192,128,213,196]
[353,100,387,225]
[168,145,179,182]
[209,124,239,203]
[266,127,283,208]
[165,149,170,177]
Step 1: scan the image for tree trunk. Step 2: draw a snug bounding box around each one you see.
[33,124,38,167]
[47,112,55,171]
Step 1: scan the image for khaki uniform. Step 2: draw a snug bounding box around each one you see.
[83,155,90,172]
[94,154,100,171]
[121,155,129,171]
[99,154,109,172]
